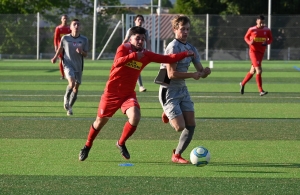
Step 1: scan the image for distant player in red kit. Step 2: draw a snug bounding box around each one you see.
[54,14,71,79]
[78,26,195,161]
[240,15,273,96]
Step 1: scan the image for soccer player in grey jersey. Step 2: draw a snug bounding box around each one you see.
[155,15,211,164]
[51,19,89,116]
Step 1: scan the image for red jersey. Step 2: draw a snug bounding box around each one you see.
[104,43,189,95]
[244,26,273,54]
[54,24,71,47]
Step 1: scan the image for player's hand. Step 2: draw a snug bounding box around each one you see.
[186,51,194,57]
[136,51,144,60]
[76,48,82,54]
[249,40,254,45]
[51,57,57,64]
[201,67,211,78]
[192,72,201,80]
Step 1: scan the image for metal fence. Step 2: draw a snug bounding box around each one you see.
[0,14,300,60]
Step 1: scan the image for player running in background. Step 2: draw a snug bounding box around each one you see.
[123,15,151,92]
[78,26,195,161]
[155,15,211,164]
[54,14,71,79]
[240,15,273,96]
[51,19,88,116]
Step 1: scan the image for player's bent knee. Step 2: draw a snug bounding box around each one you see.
[173,125,185,132]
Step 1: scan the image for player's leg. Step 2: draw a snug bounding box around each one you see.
[68,72,82,115]
[253,53,267,96]
[64,77,75,115]
[240,52,256,94]
[175,111,195,153]
[170,112,191,164]
[117,97,141,159]
[58,55,65,79]
[172,94,195,164]
[79,116,110,161]
[79,93,120,161]
[63,67,75,111]
[163,88,191,164]
[67,82,79,115]
[137,74,146,92]
[159,86,169,123]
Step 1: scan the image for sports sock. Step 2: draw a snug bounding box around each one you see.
[85,125,100,147]
[241,72,254,86]
[59,61,65,77]
[64,86,72,100]
[256,74,263,92]
[175,126,195,154]
[118,121,137,145]
[69,91,78,107]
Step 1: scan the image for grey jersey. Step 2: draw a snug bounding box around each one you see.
[161,39,201,88]
[60,34,88,72]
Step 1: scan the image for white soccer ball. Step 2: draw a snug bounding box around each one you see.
[190,146,211,167]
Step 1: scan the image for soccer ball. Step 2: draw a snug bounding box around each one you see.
[190,146,210,167]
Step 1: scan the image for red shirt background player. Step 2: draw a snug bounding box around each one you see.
[240,15,273,96]
[54,15,71,79]
[78,26,195,162]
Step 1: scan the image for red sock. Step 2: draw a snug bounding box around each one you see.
[118,121,137,145]
[241,72,253,86]
[256,74,263,92]
[85,125,100,147]
[59,61,65,77]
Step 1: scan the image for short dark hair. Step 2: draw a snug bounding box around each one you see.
[129,26,146,37]
[257,15,265,20]
[134,15,144,22]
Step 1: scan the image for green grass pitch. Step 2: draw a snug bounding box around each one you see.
[0,60,300,195]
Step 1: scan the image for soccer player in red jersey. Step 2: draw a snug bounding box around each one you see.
[78,26,194,161]
[54,14,71,79]
[240,15,273,96]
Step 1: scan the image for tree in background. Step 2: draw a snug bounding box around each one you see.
[172,0,300,15]
[0,0,125,57]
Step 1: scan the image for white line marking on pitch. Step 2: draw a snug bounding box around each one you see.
[0,94,299,99]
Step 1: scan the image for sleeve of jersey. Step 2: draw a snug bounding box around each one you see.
[145,51,188,64]
[54,27,59,47]
[113,45,137,67]
[83,37,89,52]
[59,36,64,48]
[244,29,252,45]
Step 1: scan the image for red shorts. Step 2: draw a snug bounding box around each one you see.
[249,51,264,67]
[97,92,140,118]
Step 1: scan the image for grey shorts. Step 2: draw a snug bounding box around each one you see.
[63,65,82,84]
[159,85,194,120]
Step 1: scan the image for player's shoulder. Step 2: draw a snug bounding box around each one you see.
[61,33,70,39]
[186,42,197,50]
[79,34,88,40]
[166,39,179,49]
[248,26,257,31]
[262,26,271,31]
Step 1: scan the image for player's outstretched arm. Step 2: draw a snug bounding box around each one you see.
[148,51,194,64]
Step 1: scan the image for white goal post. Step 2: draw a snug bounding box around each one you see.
[93,0,161,60]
